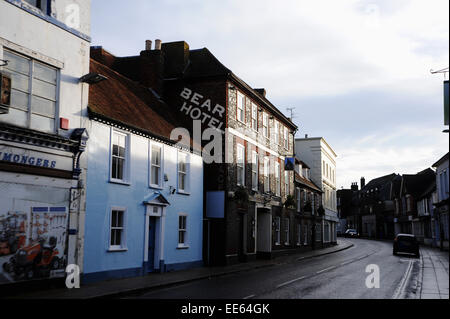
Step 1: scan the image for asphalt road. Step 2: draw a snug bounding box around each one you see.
[131,239,419,299]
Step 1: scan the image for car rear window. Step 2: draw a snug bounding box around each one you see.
[398,236,416,242]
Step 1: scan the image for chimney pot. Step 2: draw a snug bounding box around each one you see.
[145,40,152,51]
[155,39,162,50]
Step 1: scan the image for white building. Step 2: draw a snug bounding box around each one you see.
[0,0,91,285]
[295,136,338,244]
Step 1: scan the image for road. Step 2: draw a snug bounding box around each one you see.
[130,238,423,299]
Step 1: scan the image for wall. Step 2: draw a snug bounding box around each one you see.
[83,121,203,278]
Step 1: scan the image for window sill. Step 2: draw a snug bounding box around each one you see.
[109,179,131,186]
[177,245,190,250]
[150,184,164,190]
[177,190,191,196]
[275,243,281,246]
[108,247,128,252]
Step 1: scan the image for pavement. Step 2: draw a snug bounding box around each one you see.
[417,245,449,299]
[3,240,354,299]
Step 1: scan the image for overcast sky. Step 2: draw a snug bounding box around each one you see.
[91,0,449,189]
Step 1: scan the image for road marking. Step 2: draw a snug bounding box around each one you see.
[243,294,255,299]
[316,266,336,274]
[341,260,355,266]
[276,276,307,289]
[392,260,414,299]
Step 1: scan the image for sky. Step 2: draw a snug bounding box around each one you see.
[91,0,449,189]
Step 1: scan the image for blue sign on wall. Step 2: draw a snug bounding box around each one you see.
[284,157,295,171]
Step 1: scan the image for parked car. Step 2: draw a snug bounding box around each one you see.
[344,229,359,238]
[393,234,420,258]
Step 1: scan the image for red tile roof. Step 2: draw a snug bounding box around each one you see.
[295,171,322,193]
[88,58,197,148]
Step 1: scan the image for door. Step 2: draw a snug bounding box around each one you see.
[147,217,156,272]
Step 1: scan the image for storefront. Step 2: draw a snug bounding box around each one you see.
[0,123,87,285]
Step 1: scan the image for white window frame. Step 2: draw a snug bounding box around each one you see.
[251,102,258,131]
[275,162,281,196]
[177,151,190,194]
[273,120,279,145]
[284,127,289,150]
[275,216,281,245]
[284,218,290,245]
[2,48,60,134]
[110,129,130,184]
[296,187,301,213]
[178,213,189,248]
[263,113,269,138]
[237,92,245,124]
[264,156,270,193]
[285,171,290,196]
[237,144,246,186]
[109,207,127,251]
[252,151,259,191]
[149,141,164,189]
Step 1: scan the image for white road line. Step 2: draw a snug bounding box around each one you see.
[243,294,256,299]
[276,276,307,289]
[392,260,414,299]
[341,260,355,266]
[316,266,336,274]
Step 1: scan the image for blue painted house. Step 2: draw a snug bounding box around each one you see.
[82,50,203,283]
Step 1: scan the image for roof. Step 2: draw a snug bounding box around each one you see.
[402,168,436,198]
[295,158,310,169]
[432,152,449,168]
[183,48,297,130]
[295,137,338,158]
[295,171,322,193]
[88,58,198,150]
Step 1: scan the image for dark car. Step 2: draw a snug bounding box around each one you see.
[393,234,420,258]
[344,229,359,238]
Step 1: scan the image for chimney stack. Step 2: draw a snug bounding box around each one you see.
[155,39,162,50]
[145,40,152,51]
[361,177,366,189]
[305,134,308,138]
[351,182,358,191]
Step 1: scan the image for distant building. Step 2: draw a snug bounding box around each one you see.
[393,169,436,239]
[432,153,449,250]
[294,159,325,248]
[295,137,338,244]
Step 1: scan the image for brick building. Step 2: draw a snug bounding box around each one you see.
[89,40,298,265]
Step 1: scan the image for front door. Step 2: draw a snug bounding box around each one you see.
[147,217,156,272]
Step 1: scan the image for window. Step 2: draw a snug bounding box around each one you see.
[297,224,302,245]
[2,50,58,133]
[273,120,279,144]
[263,113,269,138]
[252,151,258,191]
[311,194,315,214]
[23,0,49,14]
[178,152,189,192]
[284,218,290,245]
[323,161,325,175]
[150,144,162,188]
[296,188,301,213]
[251,103,258,131]
[111,131,128,182]
[178,215,188,247]
[264,157,270,193]
[324,222,330,243]
[285,171,290,196]
[274,217,281,245]
[237,92,245,123]
[110,209,126,250]
[237,144,245,186]
[275,162,280,196]
[284,127,289,149]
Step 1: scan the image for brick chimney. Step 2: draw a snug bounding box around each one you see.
[361,177,366,189]
[254,88,266,97]
[139,39,165,94]
[351,182,358,191]
[161,41,190,78]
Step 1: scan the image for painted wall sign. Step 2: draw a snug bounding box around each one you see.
[0,207,68,285]
[0,144,73,171]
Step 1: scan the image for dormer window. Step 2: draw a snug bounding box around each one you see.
[23,0,50,14]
